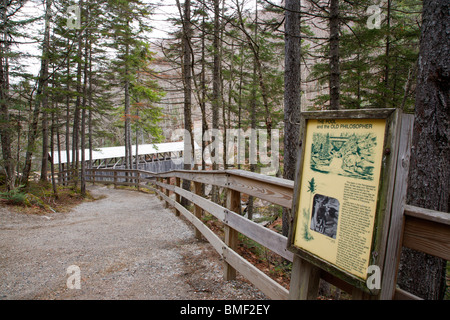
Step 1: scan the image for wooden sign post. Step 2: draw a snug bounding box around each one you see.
[287,108,403,299]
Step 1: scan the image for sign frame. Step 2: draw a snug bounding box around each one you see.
[287,108,401,294]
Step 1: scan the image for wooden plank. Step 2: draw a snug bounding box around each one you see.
[170,184,294,261]
[156,170,229,188]
[154,186,289,300]
[225,211,294,262]
[403,215,450,260]
[88,168,137,173]
[288,255,321,300]
[393,288,422,300]
[404,204,450,226]
[224,189,240,281]
[227,174,293,208]
[147,169,294,208]
[366,108,402,298]
[85,179,115,186]
[222,246,289,300]
[175,177,181,217]
[226,169,294,190]
[380,113,414,300]
[156,187,223,254]
[301,108,396,120]
[193,181,203,240]
[164,177,170,209]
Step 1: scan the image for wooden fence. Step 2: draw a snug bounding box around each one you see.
[83,167,449,300]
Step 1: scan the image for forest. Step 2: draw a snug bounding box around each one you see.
[0,0,422,190]
[0,0,448,300]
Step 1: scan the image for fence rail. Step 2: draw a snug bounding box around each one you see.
[82,168,449,300]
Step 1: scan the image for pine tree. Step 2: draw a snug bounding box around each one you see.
[104,0,154,169]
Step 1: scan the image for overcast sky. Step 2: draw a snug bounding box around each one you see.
[15,0,262,79]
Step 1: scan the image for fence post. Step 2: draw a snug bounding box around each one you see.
[288,255,321,300]
[92,168,95,185]
[175,177,181,217]
[224,188,240,281]
[136,171,140,191]
[380,113,415,299]
[114,171,117,189]
[157,177,162,200]
[164,177,170,208]
[193,181,203,240]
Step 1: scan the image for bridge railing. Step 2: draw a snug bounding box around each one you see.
[85,168,449,300]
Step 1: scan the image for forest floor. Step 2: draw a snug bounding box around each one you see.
[0,185,266,300]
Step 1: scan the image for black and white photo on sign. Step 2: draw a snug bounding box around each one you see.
[310,194,340,239]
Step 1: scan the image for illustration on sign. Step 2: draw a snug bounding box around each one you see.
[310,132,377,181]
[293,118,387,281]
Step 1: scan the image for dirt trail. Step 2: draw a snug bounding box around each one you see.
[0,185,265,300]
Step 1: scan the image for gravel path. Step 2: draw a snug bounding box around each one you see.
[0,185,266,300]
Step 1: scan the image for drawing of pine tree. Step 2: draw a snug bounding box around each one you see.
[302,178,316,241]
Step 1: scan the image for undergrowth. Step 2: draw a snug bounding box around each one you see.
[0,179,92,215]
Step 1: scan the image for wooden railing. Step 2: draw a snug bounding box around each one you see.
[84,168,449,300]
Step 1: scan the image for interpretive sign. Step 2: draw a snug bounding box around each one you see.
[288,109,400,292]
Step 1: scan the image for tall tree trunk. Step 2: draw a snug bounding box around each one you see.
[22,0,52,185]
[80,23,89,196]
[72,9,83,180]
[200,6,208,176]
[176,0,193,206]
[329,0,340,110]
[50,107,58,198]
[65,38,71,176]
[397,0,449,300]
[40,102,49,181]
[383,0,391,107]
[88,36,93,170]
[211,0,222,203]
[247,22,258,221]
[124,37,132,170]
[282,0,302,237]
[0,0,14,190]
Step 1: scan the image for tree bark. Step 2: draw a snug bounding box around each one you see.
[397,0,449,300]
[176,0,193,207]
[81,24,89,196]
[329,0,340,110]
[22,0,52,185]
[124,37,132,170]
[0,0,14,190]
[282,0,302,237]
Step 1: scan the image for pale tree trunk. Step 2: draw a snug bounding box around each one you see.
[247,0,258,221]
[0,0,14,190]
[124,26,132,171]
[72,7,83,179]
[65,38,71,174]
[176,0,193,207]
[210,0,221,203]
[23,0,52,185]
[81,26,89,196]
[40,101,48,181]
[397,0,449,300]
